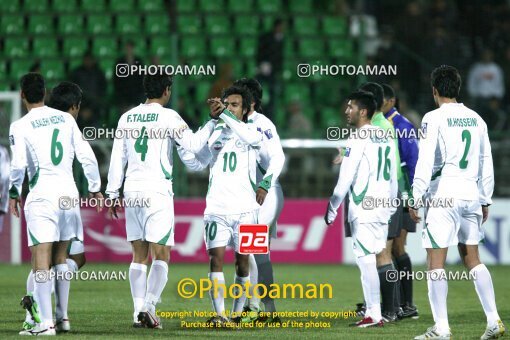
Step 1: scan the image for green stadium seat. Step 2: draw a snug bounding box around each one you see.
[110,0,134,11]
[210,38,235,58]
[178,16,201,34]
[58,15,84,34]
[116,14,141,34]
[198,0,224,12]
[0,1,20,12]
[329,40,353,59]
[4,38,29,58]
[258,0,281,13]
[181,37,206,58]
[150,36,172,57]
[98,58,116,80]
[234,15,259,35]
[138,0,165,12]
[24,0,49,12]
[0,61,6,76]
[119,36,147,57]
[239,37,257,58]
[63,37,89,58]
[204,16,229,35]
[10,60,33,80]
[298,39,325,58]
[321,107,343,129]
[82,0,106,11]
[227,0,253,12]
[144,14,170,34]
[176,0,196,12]
[32,38,58,58]
[41,60,65,80]
[28,15,54,34]
[1,16,25,34]
[289,0,312,13]
[194,81,211,102]
[0,80,12,91]
[262,15,277,31]
[293,17,319,35]
[323,17,348,36]
[231,62,244,78]
[68,58,82,71]
[283,39,295,57]
[93,37,117,58]
[52,0,77,12]
[245,60,257,76]
[284,83,311,106]
[87,15,112,34]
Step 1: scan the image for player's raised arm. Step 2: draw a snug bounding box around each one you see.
[478,122,494,207]
[106,119,128,199]
[71,119,101,194]
[176,144,212,172]
[173,115,217,154]
[8,122,27,217]
[257,121,285,192]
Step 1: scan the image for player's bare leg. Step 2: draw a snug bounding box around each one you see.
[130,240,149,327]
[458,244,505,339]
[376,240,398,322]
[53,241,72,332]
[415,247,450,339]
[138,243,170,329]
[206,247,229,326]
[231,252,249,321]
[69,252,86,270]
[393,229,418,319]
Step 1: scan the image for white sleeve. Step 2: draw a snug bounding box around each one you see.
[8,122,27,200]
[174,116,216,154]
[72,120,101,193]
[220,110,262,147]
[0,147,11,212]
[106,120,128,199]
[258,122,285,191]
[478,123,494,205]
[412,114,439,204]
[326,138,365,222]
[176,145,212,172]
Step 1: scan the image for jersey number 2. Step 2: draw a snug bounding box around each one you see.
[51,128,63,165]
[459,129,471,169]
[135,126,148,161]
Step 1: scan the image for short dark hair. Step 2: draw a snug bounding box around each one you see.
[381,83,395,100]
[20,73,45,103]
[347,91,376,119]
[143,74,173,99]
[358,82,384,110]
[49,82,82,112]
[222,85,253,120]
[431,65,461,99]
[233,78,263,112]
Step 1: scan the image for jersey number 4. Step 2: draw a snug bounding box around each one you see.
[135,126,148,161]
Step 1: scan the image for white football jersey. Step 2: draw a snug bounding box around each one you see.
[328,124,398,223]
[9,106,100,203]
[106,102,216,198]
[412,103,494,205]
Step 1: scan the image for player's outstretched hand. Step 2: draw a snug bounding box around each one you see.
[409,207,421,223]
[9,198,21,218]
[207,98,225,119]
[89,191,104,213]
[256,188,268,205]
[324,202,337,225]
[482,205,489,224]
[333,147,344,165]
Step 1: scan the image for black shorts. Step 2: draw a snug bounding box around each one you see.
[344,197,352,237]
[402,208,417,232]
[387,204,403,239]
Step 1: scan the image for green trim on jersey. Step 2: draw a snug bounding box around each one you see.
[160,160,172,180]
[29,167,40,189]
[222,109,240,122]
[356,239,371,256]
[426,224,440,249]
[258,174,273,191]
[431,165,444,181]
[29,230,40,246]
[257,161,267,175]
[350,180,369,205]
[9,186,19,199]
[157,228,173,245]
[206,175,213,196]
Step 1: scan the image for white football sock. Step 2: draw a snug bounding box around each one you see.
[427,269,449,333]
[66,258,79,272]
[33,270,54,328]
[129,262,147,320]
[54,264,71,321]
[232,275,249,317]
[248,254,260,310]
[470,264,500,326]
[255,253,276,313]
[145,260,168,313]
[356,254,381,322]
[208,272,225,316]
[25,271,34,323]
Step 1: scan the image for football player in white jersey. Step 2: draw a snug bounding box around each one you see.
[10,73,102,336]
[106,74,218,329]
[233,78,285,323]
[325,91,398,328]
[411,66,505,340]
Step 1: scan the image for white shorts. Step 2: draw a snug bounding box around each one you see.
[24,198,83,247]
[423,199,483,248]
[69,240,84,255]
[350,220,388,258]
[124,191,174,246]
[258,185,284,239]
[204,211,258,252]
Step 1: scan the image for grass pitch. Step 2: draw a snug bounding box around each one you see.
[0,263,508,339]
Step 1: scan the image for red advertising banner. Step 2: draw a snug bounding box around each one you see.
[21,199,343,263]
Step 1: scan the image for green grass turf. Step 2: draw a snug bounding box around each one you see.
[0,263,508,339]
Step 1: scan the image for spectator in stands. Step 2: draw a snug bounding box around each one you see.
[287,100,312,138]
[69,51,107,129]
[467,49,505,112]
[113,40,145,113]
[257,18,285,119]
[208,63,234,98]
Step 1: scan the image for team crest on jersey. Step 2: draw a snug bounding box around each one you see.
[264,129,273,139]
[421,123,427,137]
[9,135,14,145]
[343,147,351,157]
[213,141,223,150]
